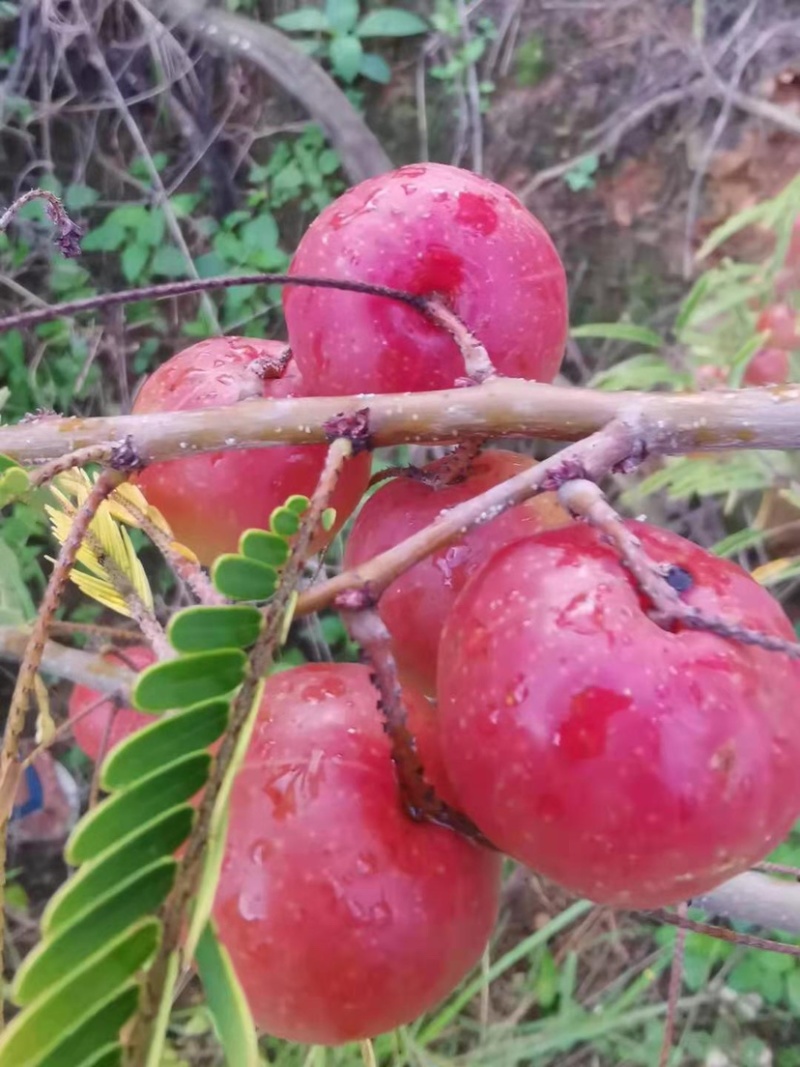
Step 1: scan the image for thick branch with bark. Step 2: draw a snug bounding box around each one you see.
[3,380,800,465]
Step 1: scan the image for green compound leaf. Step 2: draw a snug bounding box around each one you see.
[0,921,159,1067]
[14,858,176,1005]
[167,605,262,653]
[37,986,136,1067]
[42,806,194,934]
[133,650,247,712]
[239,529,290,567]
[101,701,228,791]
[212,555,278,602]
[66,752,210,864]
[195,921,260,1067]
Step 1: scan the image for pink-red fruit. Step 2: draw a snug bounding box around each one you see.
[344,450,570,693]
[133,338,371,565]
[68,645,155,761]
[437,522,800,908]
[284,163,568,395]
[213,664,501,1044]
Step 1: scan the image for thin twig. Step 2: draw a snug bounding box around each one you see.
[644,908,800,958]
[341,605,493,844]
[658,904,687,1067]
[558,478,800,659]
[0,271,426,336]
[0,188,82,257]
[423,296,497,382]
[28,444,114,488]
[117,496,225,607]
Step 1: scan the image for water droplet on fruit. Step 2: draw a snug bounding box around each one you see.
[238,885,267,922]
[355,853,377,875]
[434,544,470,587]
[369,900,392,926]
[505,675,528,706]
[250,839,271,865]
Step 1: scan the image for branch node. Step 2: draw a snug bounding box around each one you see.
[323,408,373,454]
[110,435,145,472]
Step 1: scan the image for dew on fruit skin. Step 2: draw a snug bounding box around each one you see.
[238,884,267,922]
[250,839,271,865]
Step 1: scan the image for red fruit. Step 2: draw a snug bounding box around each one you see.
[437,522,800,908]
[284,163,568,395]
[213,664,500,1044]
[132,338,371,565]
[744,347,790,386]
[756,304,799,350]
[344,450,570,693]
[68,645,155,762]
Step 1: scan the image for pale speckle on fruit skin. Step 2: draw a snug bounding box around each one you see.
[437,521,800,909]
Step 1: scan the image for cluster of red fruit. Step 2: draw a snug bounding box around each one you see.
[68,164,800,1045]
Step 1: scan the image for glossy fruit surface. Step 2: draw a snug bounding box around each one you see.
[756,304,799,350]
[68,645,155,762]
[213,663,501,1044]
[133,338,371,565]
[744,346,790,386]
[437,522,800,908]
[344,450,570,693]
[284,163,568,395]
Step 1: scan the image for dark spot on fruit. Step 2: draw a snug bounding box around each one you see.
[455,192,498,236]
[558,687,632,761]
[665,565,693,593]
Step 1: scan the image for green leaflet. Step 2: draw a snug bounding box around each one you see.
[167,605,262,652]
[195,922,260,1067]
[0,922,159,1067]
[42,806,194,934]
[133,649,247,712]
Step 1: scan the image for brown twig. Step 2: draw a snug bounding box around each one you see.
[298,421,639,614]
[644,907,800,958]
[340,605,493,845]
[658,904,687,1067]
[0,625,138,696]
[0,188,82,258]
[0,468,124,1028]
[422,297,497,382]
[0,272,426,337]
[28,444,115,488]
[558,478,800,659]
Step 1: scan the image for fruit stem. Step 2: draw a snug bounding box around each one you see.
[422,297,497,382]
[340,604,497,848]
[559,478,800,659]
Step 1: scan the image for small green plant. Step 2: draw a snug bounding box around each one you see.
[274,0,428,86]
[515,33,549,87]
[429,1,497,110]
[563,153,599,192]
